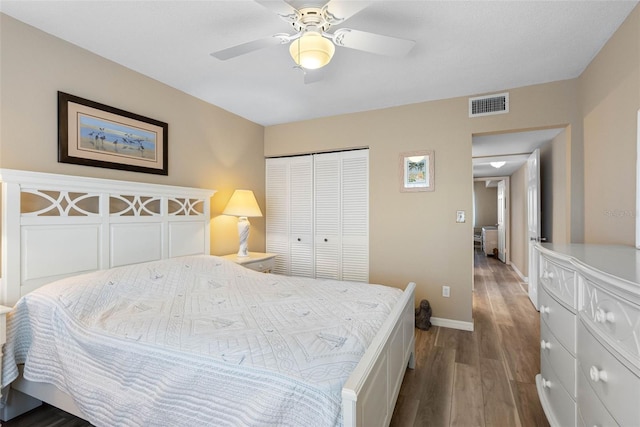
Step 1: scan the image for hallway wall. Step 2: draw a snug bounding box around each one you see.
[474,181,498,228]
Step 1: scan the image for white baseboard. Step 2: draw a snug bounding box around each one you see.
[431,317,474,331]
[509,262,529,283]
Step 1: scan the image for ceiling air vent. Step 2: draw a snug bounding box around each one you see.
[469,92,509,117]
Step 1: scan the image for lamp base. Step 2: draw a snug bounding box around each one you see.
[237,216,250,257]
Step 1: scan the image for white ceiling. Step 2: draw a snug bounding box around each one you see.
[1,1,637,127]
[472,128,564,178]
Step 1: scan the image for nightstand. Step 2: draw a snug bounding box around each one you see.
[0,305,12,398]
[221,252,277,273]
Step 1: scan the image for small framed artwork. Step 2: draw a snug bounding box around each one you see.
[399,150,434,192]
[58,91,168,175]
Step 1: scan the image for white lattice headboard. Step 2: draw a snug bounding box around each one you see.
[0,169,216,306]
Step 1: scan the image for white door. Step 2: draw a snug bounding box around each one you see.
[267,150,369,281]
[314,150,369,282]
[289,155,314,277]
[497,180,506,263]
[266,157,291,275]
[314,152,341,280]
[527,149,541,309]
[340,150,369,282]
[266,156,314,277]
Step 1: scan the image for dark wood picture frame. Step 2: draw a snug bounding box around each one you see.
[58,91,168,175]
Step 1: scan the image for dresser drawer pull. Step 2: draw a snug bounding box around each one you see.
[540,305,550,314]
[589,366,608,383]
[595,308,615,324]
[540,340,551,350]
[541,377,552,389]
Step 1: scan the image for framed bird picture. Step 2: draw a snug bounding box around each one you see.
[58,91,168,175]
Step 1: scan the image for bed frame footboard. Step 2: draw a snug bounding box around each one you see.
[342,281,416,427]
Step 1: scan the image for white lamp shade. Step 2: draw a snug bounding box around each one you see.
[289,32,335,70]
[223,190,263,218]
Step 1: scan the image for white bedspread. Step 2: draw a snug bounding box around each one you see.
[1,255,401,426]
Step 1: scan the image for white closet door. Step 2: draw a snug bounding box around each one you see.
[266,158,290,275]
[267,150,369,282]
[314,152,341,279]
[289,156,314,277]
[341,150,369,282]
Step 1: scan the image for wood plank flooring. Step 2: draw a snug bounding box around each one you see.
[390,250,548,427]
[2,250,548,427]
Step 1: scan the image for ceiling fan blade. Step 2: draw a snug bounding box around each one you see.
[331,28,415,57]
[322,0,372,25]
[255,0,300,23]
[211,34,291,60]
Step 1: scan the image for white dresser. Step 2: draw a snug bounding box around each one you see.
[535,243,640,427]
[482,226,498,256]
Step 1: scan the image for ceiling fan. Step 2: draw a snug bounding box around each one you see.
[210,0,415,74]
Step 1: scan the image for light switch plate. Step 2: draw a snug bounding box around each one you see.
[456,210,465,223]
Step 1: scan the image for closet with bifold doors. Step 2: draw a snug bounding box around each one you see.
[266,149,369,282]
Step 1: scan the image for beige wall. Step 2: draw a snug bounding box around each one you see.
[510,165,527,277]
[5,2,637,325]
[540,128,572,245]
[473,181,497,228]
[580,5,640,244]
[0,14,266,257]
[265,80,578,324]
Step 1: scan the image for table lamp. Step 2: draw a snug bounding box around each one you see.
[223,189,263,257]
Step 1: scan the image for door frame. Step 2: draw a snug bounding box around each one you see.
[526,149,541,309]
[473,176,510,266]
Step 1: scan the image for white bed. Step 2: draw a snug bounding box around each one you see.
[0,169,415,427]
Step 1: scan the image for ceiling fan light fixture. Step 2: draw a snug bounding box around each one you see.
[289,31,335,70]
[490,161,506,169]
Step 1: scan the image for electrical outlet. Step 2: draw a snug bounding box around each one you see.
[442,285,450,297]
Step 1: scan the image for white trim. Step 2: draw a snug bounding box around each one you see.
[431,317,474,331]
[636,109,640,249]
[510,262,529,283]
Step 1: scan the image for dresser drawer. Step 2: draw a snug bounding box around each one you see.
[579,275,640,366]
[539,352,577,427]
[539,254,577,309]
[540,286,576,354]
[577,367,619,427]
[577,321,640,426]
[541,320,576,397]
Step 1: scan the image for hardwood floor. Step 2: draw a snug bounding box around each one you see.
[1,403,91,427]
[3,250,548,427]
[390,250,549,427]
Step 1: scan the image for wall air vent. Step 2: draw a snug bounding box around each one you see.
[469,92,509,117]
